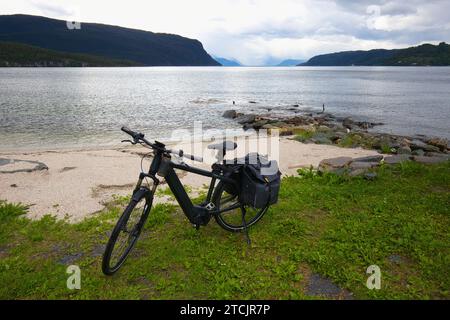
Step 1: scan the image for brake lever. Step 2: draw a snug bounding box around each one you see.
[121,139,137,145]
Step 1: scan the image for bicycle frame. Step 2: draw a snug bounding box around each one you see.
[134,148,241,227]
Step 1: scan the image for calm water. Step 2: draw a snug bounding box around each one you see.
[1,67,449,150]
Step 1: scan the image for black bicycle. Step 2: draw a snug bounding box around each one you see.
[102,127,274,275]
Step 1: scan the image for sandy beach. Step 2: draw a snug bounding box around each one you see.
[0,135,380,221]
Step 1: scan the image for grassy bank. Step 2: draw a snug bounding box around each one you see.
[0,161,449,299]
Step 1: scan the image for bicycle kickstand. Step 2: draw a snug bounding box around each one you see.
[241,205,251,245]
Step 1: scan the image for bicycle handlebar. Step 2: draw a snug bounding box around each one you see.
[121,126,203,162]
[169,149,204,163]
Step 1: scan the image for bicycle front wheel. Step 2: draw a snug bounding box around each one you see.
[102,188,152,275]
[212,181,268,232]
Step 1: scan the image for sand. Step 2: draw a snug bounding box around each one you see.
[0,136,379,221]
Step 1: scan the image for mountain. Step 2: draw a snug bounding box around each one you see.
[299,42,450,66]
[276,59,305,66]
[0,14,220,66]
[214,57,241,66]
[0,41,140,67]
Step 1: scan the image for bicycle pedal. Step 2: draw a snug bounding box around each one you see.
[205,202,215,211]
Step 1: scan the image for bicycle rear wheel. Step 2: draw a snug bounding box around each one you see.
[212,181,268,232]
[102,188,152,275]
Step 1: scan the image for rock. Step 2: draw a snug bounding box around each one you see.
[306,273,353,299]
[352,155,383,163]
[261,124,277,130]
[317,125,331,132]
[349,169,366,177]
[383,155,412,165]
[426,138,448,152]
[285,116,312,126]
[349,162,379,170]
[364,172,377,180]
[222,110,237,119]
[311,136,332,145]
[236,114,256,124]
[0,159,49,174]
[355,121,383,129]
[412,149,425,156]
[397,146,412,155]
[310,132,333,145]
[10,184,18,188]
[279,130,294,137]
[249,101,257,104]
[318,157,353,173]
[271,121,290,128]
[330,131,345,142]
[410,139,440,152]
[412,156,448,164]
[342,117,354,130]
[424,152,449,158]
[251,120,269,129]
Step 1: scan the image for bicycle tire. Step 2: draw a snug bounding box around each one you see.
[102,188,152,275]
[212,181,268,232]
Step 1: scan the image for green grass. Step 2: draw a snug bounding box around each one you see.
[294,131,315,143]
[0,162,449,299]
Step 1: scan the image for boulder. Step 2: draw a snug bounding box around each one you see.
[318,157,353,174]
[397,146,412,155]
[352,155,383,163]
[342,117,354,130]
[383,155,412,165]
[410,139,440,152]
[349,162,379,170]
[261,124,277,130]
[424,152,449,158]
[271,121,290,128]
[412,156,449,164]
[412,149,425,156]
[222,110,237,119]
[426,138,448,152]
[311,136,333,145]
[330,131,345,142]
[236,114,256,124]
[279,130,294,137]
[251,120,269,129]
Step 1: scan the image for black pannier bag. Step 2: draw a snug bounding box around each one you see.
[229,153,281,209]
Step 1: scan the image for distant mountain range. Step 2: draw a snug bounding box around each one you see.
[0,14,220,66]
[276,59,305,66]
[300,42,450,66]
[214,57,242,66]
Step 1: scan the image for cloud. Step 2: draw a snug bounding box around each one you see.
[28,0,79,18]
[2,0,449,65]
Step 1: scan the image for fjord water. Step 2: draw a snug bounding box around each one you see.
[0,67,449,150]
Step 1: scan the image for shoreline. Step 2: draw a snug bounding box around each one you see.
[1,109,448,222]
[0,136,382,221]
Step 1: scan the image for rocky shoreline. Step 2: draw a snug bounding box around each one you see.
[223,107,449,176]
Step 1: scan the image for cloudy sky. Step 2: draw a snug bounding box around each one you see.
[1,0,449,65]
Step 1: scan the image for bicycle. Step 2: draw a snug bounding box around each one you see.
[102,127,271,275]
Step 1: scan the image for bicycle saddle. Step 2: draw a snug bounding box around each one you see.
[207,141,237,151]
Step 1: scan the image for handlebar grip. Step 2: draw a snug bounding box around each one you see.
[121,126,135,136]
[186,154,203,163]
